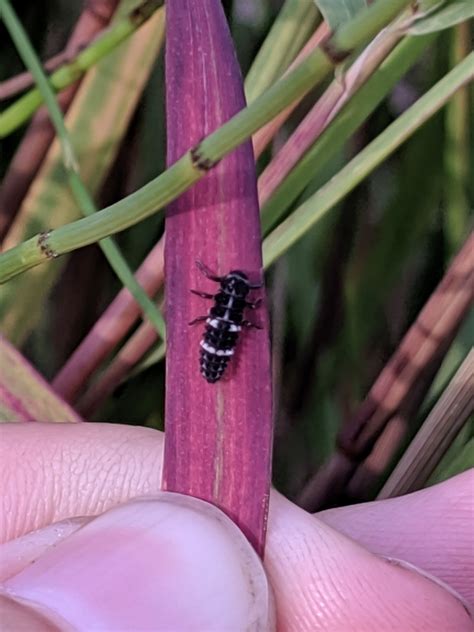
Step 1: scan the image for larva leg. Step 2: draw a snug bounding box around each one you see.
[196,260,223,282]
[189,315,208,326]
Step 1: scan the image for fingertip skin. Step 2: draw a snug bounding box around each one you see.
[2,495,274,631]
[0,423,163,543]
[266,491,473,631]
[318,470,474,604]
[1,424,471,630]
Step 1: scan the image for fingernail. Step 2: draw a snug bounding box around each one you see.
[2,494,274,630]
[0,593,75,631]
[383,556,473,620]
[0,517,89,582]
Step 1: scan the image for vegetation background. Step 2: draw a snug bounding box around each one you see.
[1,0,472,510]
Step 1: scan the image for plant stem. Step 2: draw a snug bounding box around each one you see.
[244,0,320,103]
[0,0,166,340]
[199,0,413,165]
[0,0,412,283]
[298,232,474,511]
[1,48,84,100]
[260,30,437,234]
[444,22,470,255]
[252,22,330,158]
[377,349,474,499]
[0,0,120,240]
[0,0,164,137]
[262,52,474,267]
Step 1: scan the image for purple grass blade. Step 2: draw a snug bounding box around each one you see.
[162,0,273,557]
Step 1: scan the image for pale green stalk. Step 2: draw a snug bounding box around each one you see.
[262,53,474,266]
[0,0,166,340]
[428,435,474,485]
[260,33,438,234]
[0,0,413,283]
[444,22,470,255]
[122,50,474,376]
[245,0,320,103]
[0,0,163,137]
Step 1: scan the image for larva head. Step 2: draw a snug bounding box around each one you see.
[221,270,251,297]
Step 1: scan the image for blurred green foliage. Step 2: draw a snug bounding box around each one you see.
[1,0,472,501]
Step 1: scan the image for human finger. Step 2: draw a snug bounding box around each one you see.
[318,469,474,604]
[265,491,472,631]
[1,494,273,631]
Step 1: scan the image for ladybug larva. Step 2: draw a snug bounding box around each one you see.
[189,260,262,383]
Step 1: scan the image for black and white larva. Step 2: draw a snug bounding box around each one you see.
[189,260,262,383]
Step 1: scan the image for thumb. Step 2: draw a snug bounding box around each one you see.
[1,493,273,631]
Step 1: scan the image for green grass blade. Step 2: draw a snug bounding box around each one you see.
[0,0,164,137]
[260,32,437,234]
[245,0,319,103]
[262,52,474,267]
[408,0,474,34]
[315,0,368,30]
[0,0,414,283]
[444,23,471,255]
[428,434,474,485]
[0,2,165,343]
[0,0,166,342]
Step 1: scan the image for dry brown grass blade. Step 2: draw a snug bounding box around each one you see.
[0,10,112,102]
[77,316,161,418]
[346,339,454,500]
[52,238,165,401]
[298,232,474,510]
[376,348,473,499]
[0,0,120,242]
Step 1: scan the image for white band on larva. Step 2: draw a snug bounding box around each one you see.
[194,262,261,382]
[200,340,234,356]
[206,317,241,332]
[206,318,220,328]
[200,340,216,354]
[216,348,234,356]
